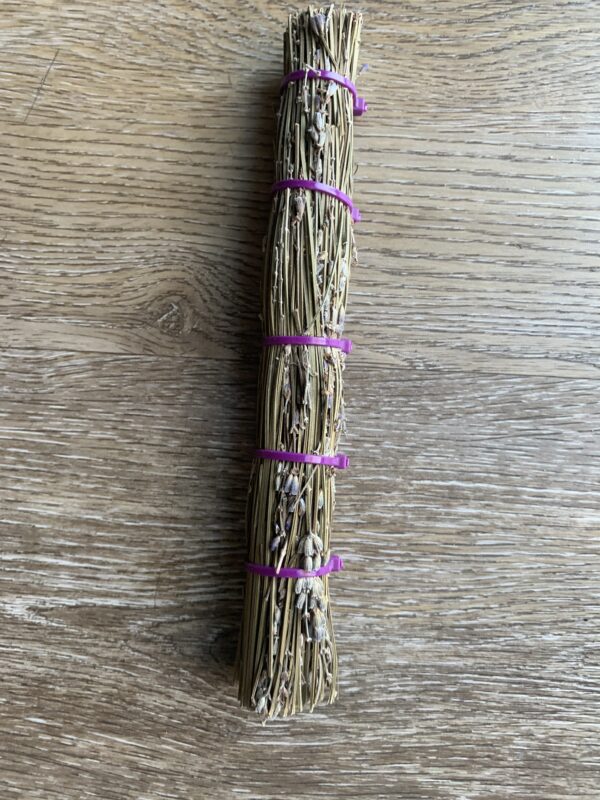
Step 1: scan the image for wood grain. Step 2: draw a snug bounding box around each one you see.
[1,1,599,798]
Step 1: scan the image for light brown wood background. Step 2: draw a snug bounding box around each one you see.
[1,1,599,798]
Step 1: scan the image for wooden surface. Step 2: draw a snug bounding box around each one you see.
[1,2,599,798]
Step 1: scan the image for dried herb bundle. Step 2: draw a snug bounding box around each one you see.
[237,6,363,719]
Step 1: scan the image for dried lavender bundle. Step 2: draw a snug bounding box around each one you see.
[237,6,363,719]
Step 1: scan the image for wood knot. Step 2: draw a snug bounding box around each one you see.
[153,298,194,336]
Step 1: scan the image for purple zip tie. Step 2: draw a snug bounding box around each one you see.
[245,553,344,579]
[263,335,352,355]
[254,448,349,470]
[280,68,368,117]
[271,178,361,223]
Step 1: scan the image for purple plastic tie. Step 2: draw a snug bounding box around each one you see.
[271,178,361,223]
[245,553,345,579]
[254,448,349,470]
[280,68,368,117]
[263,335,352,355]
